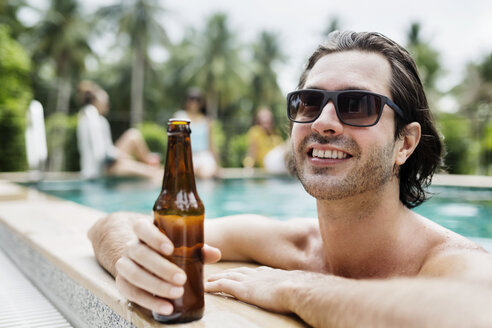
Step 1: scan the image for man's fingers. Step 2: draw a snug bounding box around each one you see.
[134,219,218,265]
[205,279,246,299]
[115,257,184,299]
[126,241,186,285]
[115,275,174,315]
[207,270,246,283]
[133,218,174,255]
[203,244,221,264]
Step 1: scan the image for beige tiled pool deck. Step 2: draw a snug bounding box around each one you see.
[0,173,491,327]
[0,179,307,327]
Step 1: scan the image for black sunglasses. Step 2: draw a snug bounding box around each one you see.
[187,96,202,102]
[287,89,406,127]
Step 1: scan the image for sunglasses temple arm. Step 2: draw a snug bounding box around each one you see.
[386,99,406,121]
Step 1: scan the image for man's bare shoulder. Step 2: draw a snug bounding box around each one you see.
[418,216,492,283]
[285,218,327,272]
[285,217,321,247]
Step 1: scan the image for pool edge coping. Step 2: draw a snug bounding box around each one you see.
[1,171,492,188]
[0,180,307,328]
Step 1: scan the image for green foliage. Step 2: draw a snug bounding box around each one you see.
[482,121,492,175]
[45,113,79,171]
[183,13,248,120]
[406,22,441,91]
[211,121,226,166]
[250,31,286,112]
[137,122,167,158]
[450,51,492,174]
[484,122,492,150]
[439,113,478,174]
[5,1,489,175]
[479,53,492,82]
[95,0,170,126]
[0,0,27,38]
[31,0,92,114]
[0,25,31,171]
[224,133,249,168]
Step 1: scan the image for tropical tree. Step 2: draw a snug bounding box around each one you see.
[0,0,28,38]
[452,52,492,174]
[438,113,478,174]
[159,28,200,111]
[31,0,91,114]
[478,54,492,173]
[250,31,286,119]
[0,25,31,171]
[95,0,170,127]
[190,13,247,121]
[406,22,441,93]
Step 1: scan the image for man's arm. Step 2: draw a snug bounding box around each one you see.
[206,249,492,328]
[206,215,322,270]
[87,212,320,314]
[88,212,320,275]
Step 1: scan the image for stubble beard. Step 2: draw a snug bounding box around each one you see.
[290,134,397,200]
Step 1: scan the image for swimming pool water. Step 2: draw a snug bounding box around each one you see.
[26,177,492,239]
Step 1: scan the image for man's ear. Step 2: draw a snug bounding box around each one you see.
[395,122,421,165]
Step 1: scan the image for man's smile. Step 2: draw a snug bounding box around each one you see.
[310,147,351,160]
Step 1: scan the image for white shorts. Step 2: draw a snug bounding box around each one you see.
[193,151,217,178]
[263,144,288,174]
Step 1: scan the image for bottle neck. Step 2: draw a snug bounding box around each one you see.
[162,131,198,194]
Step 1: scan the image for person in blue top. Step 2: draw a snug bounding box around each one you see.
[173,88,219,179]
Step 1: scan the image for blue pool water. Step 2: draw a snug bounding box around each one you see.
[25,177,492,239]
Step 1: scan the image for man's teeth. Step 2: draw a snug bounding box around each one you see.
[312,148,348,159]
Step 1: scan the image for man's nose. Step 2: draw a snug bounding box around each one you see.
[311,101,344,136]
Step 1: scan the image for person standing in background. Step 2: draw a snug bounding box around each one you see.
[173,88,219,179]
[243,107,287,173]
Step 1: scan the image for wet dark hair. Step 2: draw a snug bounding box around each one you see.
[296,31,443,208]
[82,91,96,105]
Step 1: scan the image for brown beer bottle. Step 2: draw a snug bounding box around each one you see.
[152,119,204,323]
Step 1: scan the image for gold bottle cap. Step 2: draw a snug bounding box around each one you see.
[169,118,191,125]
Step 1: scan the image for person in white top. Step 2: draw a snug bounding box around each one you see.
[76,81,162,180]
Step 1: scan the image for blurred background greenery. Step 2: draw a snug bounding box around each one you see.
[0,0,491,174]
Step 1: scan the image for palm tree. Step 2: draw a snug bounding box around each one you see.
[0,0,28,38]
[31,0,91,114]
[95,0,170,127]
[162,13,247,122]
[191,13,247,120]
[406,22,441,92]
[159,29,200,110]
[452,53,492,173]
[250,31,286,116]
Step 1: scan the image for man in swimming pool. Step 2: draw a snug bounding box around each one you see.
[88,31,492,327]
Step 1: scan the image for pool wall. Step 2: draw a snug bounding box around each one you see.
[0,222,133,328]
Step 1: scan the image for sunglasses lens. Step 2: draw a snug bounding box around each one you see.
[338,92,381,126]
[288,91,323,122]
